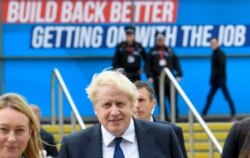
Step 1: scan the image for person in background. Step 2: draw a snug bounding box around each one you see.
[146,31,182,121]
[112,26,147,82]
[202,38,236,121]
[222,117,250,158]
[30,105,58,158]
[133,81,187,158]
[0,93,43,158]
[59,70,183,158]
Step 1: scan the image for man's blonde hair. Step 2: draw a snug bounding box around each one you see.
[86,70,137,105]
[0,93,43,158]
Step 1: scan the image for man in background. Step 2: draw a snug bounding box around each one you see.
[112,26,147,82]
[30,105,58,158]
[202,38,236,121]
[146,31,182,121]
[133,81,187,158]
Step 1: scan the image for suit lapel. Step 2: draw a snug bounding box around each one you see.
[85,124,103,158]
[134,119,156,158]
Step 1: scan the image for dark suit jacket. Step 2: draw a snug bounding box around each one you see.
[222,118,250,158]
[153,117,187,158]
[210,48,226,85]
[40,128,58,158]
[59,118,183,158]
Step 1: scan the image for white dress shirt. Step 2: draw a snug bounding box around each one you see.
[101,118,139,158]
[150,116,154,122]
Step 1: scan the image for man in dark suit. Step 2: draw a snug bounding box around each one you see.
[202,38,236,120]
[30,105,58,158]
[112,26,147,82]
[133,81,187,158]
[59,70,183,158]
[146,31,182,121]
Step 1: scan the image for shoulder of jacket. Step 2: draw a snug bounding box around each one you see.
[149,47,158,52]
[40,128,53,137]
[136,118,172,132]
[133,41,143,47]
[65,124,100,140]
[155,119,181,130]
[166,47,174,54]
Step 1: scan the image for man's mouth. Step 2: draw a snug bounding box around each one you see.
[135,111,144,115]
[109,119,122,123]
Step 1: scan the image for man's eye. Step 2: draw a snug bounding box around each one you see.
[138,98,144,102]
[103,103,111,108]
[117,102,125,107]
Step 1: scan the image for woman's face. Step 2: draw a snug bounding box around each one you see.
[0,107,31,158]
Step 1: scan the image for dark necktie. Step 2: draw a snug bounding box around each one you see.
[113,137,125,158]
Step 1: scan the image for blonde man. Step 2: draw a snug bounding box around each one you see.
[59,70,183,158]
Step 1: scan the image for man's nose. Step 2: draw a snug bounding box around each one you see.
[110,105,120,115]
[135,101,141,108]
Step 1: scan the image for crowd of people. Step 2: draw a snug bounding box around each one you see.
[113,26,183,121]
[113,26,236,121]
[0,70,248,157]
[0,26,246,158]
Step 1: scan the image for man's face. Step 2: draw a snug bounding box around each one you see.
[126,33,135,44]
[156,38,165,47]
[210,39,219,50]
[134,88,156,121]
[94,85,133,136]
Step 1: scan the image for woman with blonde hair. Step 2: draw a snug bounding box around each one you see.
[0,93,44,158]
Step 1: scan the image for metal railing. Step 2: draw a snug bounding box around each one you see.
[159,68,222,158]
[51,68,86,139]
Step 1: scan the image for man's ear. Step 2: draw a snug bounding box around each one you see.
[93,104,97,115]
[93,106,97,115]
[152,99,157,108]
[151,99,157,114]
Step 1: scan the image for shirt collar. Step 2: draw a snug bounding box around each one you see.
[122,118,135,144]
[150,116,154,122]
[101,118,136,147]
